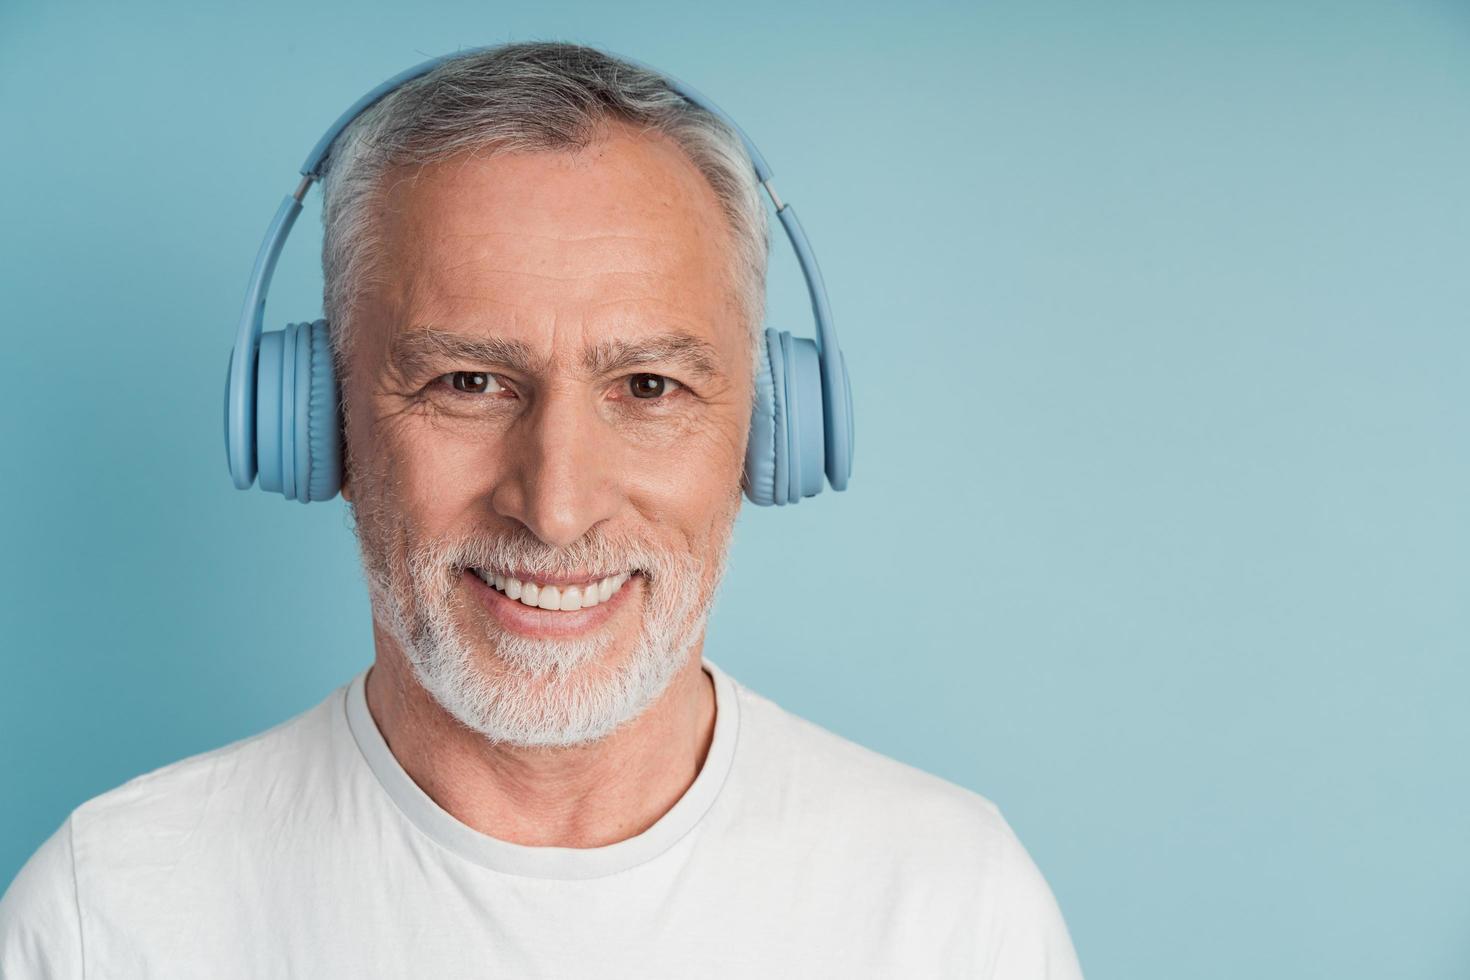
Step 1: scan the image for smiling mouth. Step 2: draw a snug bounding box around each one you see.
[469,568,635,612]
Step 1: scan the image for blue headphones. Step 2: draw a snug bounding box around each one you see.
[224,47,854,506]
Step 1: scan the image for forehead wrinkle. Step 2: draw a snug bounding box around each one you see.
[436,229,664,244]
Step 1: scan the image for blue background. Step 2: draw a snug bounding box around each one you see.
[3,1,1468,976]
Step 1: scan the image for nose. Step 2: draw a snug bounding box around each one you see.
[490,384,621,548]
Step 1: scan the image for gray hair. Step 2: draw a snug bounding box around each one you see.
[318,41,770,392]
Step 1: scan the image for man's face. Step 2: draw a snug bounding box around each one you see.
[340,121,754,746]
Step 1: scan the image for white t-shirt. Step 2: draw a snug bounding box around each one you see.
[1,659,1084,978]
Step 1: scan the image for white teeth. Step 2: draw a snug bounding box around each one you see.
[476,568,633,612]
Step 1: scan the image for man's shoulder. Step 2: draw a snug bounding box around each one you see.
[67,680,349,864]
[723,674,1083,978]
[2,680,353,969]
[726,675,1016,863]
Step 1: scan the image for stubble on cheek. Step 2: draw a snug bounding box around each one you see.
[345,404,436,633]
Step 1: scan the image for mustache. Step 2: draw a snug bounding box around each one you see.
[408,526,680,584]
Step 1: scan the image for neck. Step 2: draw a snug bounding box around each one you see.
[363,626,718,849]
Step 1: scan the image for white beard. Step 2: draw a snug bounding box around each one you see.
[360,515,734,748]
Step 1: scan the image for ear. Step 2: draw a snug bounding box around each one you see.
[336,426,353,503]
[334,351,351,504]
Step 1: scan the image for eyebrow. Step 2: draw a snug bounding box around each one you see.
[388,327,724,383]
[585,333,722,382]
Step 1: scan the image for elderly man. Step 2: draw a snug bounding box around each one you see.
[1,42,1083,978]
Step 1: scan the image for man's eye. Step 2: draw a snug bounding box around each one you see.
[442,371,503,394]
[628,373,683,400]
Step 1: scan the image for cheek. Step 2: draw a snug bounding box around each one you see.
[617,409,748,510]
[358,402,500,531]
[400,433,501,523]
[624,442,745,562]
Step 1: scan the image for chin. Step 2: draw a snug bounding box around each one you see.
[408,602,697,749]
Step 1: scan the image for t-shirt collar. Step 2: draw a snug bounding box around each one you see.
[342,657,740,879]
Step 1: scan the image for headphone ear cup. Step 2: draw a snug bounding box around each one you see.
[743,327,787,506]
[252,320,341,502]
[254,326,289,497]
[296,319,341,502]
[784,334,827,502]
